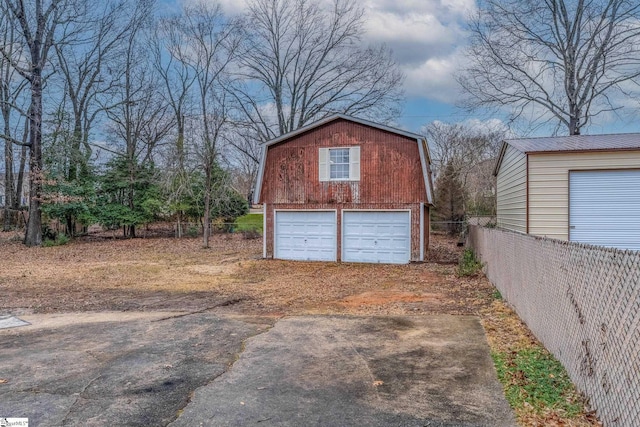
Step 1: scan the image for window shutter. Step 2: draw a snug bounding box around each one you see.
[349,146,360,181]
[319,148,328,181]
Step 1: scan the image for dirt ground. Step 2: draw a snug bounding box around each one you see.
[0,230,600,426]
[0,232,488,317]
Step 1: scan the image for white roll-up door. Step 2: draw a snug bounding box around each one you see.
[569,170,640,251]
[342,211,411,264]
[275,211,337,261]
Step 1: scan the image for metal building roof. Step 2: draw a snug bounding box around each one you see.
[494,133,640,176]
[506,133,640,153]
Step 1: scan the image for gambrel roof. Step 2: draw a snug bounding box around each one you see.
[253,114,434,205]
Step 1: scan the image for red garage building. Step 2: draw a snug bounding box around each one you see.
[254,114,434,264]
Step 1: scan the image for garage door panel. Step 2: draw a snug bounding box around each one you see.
[570,170,640,251]
[275,211,336,261]
[343,211,411,264]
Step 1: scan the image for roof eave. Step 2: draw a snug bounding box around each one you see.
[524,146,640,155]
[493,141,509,176]
[261,113,426,148]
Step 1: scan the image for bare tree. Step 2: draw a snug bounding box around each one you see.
[103,0,173,238]
[153,8,199,236]
[153,14,197,172]
[426,121,506,215]
[53,0,132,183]
[458,0,640,135]
[0,13,29,230]
[0,0,83,246]
[164,1,242,248]
[233,0,404,143]
[225,128,262,201]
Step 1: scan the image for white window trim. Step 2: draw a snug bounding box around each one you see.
[329,148,350,180]
[319,146,360,182]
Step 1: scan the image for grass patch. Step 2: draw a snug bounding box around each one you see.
[492,347,584,417]
[234,213,263,236]
[480,299,598,425]
[457,248,483,276]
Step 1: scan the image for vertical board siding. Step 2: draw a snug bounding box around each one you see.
[528,150,640,241]
[260,118,430,262]
[496,145,527,233]
[260,119,427,205]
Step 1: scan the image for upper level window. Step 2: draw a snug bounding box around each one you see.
[330,148,350,179]
[319,146,360,182]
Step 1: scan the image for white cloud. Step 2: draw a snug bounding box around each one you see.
[361,0,473,99]
[191,0,474,104]
[214,0,248,15]
[423,117,511,136]
[403,48,466,103]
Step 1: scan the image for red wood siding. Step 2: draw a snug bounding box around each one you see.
[259,119,427,205]
[265,202,429,262]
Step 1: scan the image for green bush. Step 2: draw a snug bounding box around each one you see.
[187,225,199,237]
[43,234,70,247]
[457,248,484,276]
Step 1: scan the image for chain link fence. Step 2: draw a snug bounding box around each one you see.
[468,226,640,427]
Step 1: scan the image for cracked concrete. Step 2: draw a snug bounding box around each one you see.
[0,312,274,426]
[170,316,515,427]
[1,313,514,426]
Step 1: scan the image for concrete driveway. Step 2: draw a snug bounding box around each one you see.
[0,313,514,427]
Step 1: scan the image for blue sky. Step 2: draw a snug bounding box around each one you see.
[178,0,640,137]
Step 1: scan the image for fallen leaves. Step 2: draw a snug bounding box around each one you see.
[0,230,601,427]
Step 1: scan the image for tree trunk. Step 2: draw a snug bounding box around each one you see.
[3,116,13,231]
[569,115,580,135]
[24,72,43,246]
[15,143,27,208]
[66,215,74,237]
[202,166,211,248]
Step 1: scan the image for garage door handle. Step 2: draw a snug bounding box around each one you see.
[570,226,576,229]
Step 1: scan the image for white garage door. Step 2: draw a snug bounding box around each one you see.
[570,170,640,251]
[342,211,411,264]
[275,211,336,261]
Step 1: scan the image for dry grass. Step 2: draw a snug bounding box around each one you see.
[0,230,601,426]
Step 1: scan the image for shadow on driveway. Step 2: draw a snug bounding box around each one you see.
[0,313,514,426]
[171,315,515,427]
[0,312,273,426]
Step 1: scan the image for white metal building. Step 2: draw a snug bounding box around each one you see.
[494,134,640,251]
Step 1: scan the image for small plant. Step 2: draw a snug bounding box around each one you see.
[187,225,199,237]
[43,234,70,247]
[491,289,502,300]
[457,248,483,276]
